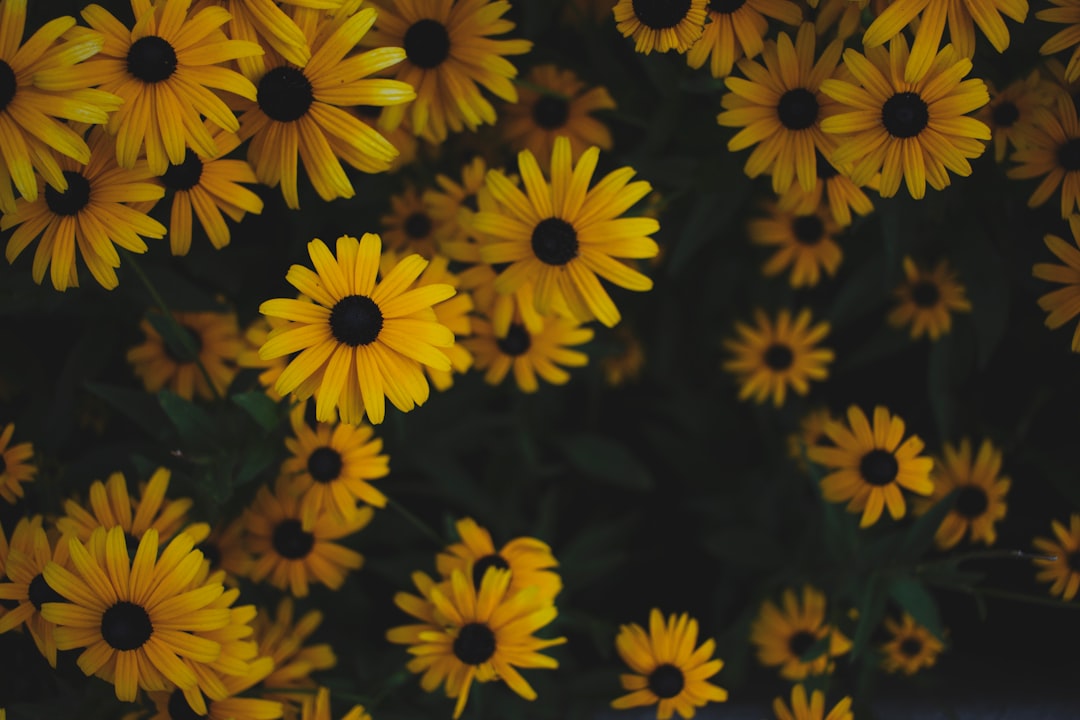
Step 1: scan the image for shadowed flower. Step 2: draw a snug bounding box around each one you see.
[0,422,36,504]
[888,256,972,341]
[613,0,709,55]
[917,438,1010,550]
[464,314,593,393]
[773,684,853,720]
[1032,216,1080,350]
[1008,95,1080,217]
[750,585,851,680]
[686,0,803,78]
[880,613,944,674]
[747,202,842,287]
[1033,513,1080,600]
[0,516,68,666]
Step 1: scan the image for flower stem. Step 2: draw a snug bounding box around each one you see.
[386,495,444,547]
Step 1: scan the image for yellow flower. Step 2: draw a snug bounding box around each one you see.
[750,585,851,680]
[888,256,972,341]
[880,613,945,674]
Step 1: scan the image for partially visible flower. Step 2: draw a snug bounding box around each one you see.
[888,256,972,341]
[1008,94,1080,217]
[880,613,945,675]
[750,585,851,680]
[787,408,834,470]
[977,72,1054,163]
[776,151,875,227]
[601,325,646,387]
[686,0,803,78]
[0,423,35,504]
[1033,513,1080,600]
[0,516,68,666]
[465,315,593,393]
[381,186,439,258]
[773,684,852,720]
[148,656,283,720]
[613,0,708,55]
[747,202,842,288]
[127,308,242,401]
[301,686,370,720]
[424,155,490,254]
[1033,216,1080,350]
[256,597,337,713]
[917,438,1010,550]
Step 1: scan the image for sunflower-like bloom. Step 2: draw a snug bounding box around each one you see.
[0,516,68,666]
[197,518,253,582]
[916,438,1010,550]
[888,256,972,341]
[613,0,708,55]
[387,568,565,719]
[424,155,490,253]
[237,314,293,401]
[879,613,945,675]
[258,233,456,425]
[718,23,843,193]
[808,405,935,528]
[1032,513,1080,600]
[686,0,803,78]
[773,684,853,720]
[218,0,350,71]
[148,656,283,720]
[127,307,242,401]
[436,517,562,603]
[1033,217,1080,350]
[1009,95,1080,218]
[750,585,852,680]
[1040,0,1080,83]
[776,151,876,227]
[381,185,439,258]
[747,201,842,287]
[2,127,166,291]
[501,64,616,169]
[723,308,833,407]
[862,0,1027,82]
[237,5,415,208]
[281,403,390,530]
[0,422,35,503]
[788,407,834,470]
[820,37,990,199]
[465,315,593,393]
[301,687,370,720]
[611,609,728,720]
[255,597,336,711]
[0,0,121,213]
[474,136,659,327]
[977,72,1053,163]
[365,0,532,143]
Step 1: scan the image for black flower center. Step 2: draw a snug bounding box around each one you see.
[647,663,685,699]
[162,324,203,364]
[1067,550,1080,573]
[0,60,16,112]
[404,19,451,69]
[472,554,510,587]
[453,622,496,665]
[496,323,532,357]
[910,281,940,308]
[788,630,818,658]
[257,66,314,123]
[161,150,204,191]
[531,217,578,265]
[28,573,66,611]
[329,295,384,346]
[815,150,839,180]
[307,446,343,483]
[196,540,221,567]
[532,95,570,130]
[709,0,747,13]
[45,170,92,217]
[1057,138,1080,172]
[101,601,153,650]
[881,92,929,139]
[404,211,433,239]
[860,449,899,486]
[777,88,819,131]
[899,637,923,657]
[791,215,824,245]
[632,0,693,27]
[167,689,208,720]
[763,343,794,371]
[991,101,1019,128]
[953,485,988,519]
[272,519,315,560]
[126,36,178,83]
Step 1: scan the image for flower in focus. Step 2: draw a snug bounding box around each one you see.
[1032,513,1080,600]
[464,315,593,393]
[613,0,709,55]
[686,0,803,78]
[750,585,851,680]
[1032,216,1080,350]
[917,438,1010,550]
[773,684,853,720]
[776,150,876,228]
[0,422,36,504]
[237,314,294,401]
[747,202,842,288]
[888,256,972,341]
[879,613,945,675]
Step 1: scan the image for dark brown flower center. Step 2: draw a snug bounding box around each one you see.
[28,573,65,610]
[532,94,570,130]
[272,519,315,559]
[257,66,314,123]
[404,211,433,239]
[329,295,383,346]
[648,663,685,698]
[531,217,578,265]
[161,150,204,191]
[791,215,824,245]
[882,92,929,138]
[899,637,923,657]
[101,601,153,650]
[168,688,208,720]
[307,446,343,483]
[763,343,794,371]
[860,449,899,486]
[496,323,531,357]
[1057,138,1080,172]
[0,61,16,111]
[788,629,817,657]
[632,0,693,27]
[472,554,510,587]
[45,170,92,216]
[404,19,451,69]
[910,281,940,308]
[778,88,819,131]
[709,0,747,13]
[127,36,178,83]
[991,101,1019,128]
[954,485,988,519]
[453,622,496,664]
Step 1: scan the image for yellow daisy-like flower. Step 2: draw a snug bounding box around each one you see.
[787,407,834,470]
[281,403,390,531]
[686,0,803,78]
[0,0,121,213]
[888,256,972,341]
[0,516,68,667]
[219,0,350,71]
[880,613,944,674]
[236,5,415,209]
[820,37,990,199]
[127,307,242,401]
[718,23,843,193]
[0,422,35,503]
[387,568,566,719]
[381,185,439,259]
[258,233,456,425]
[723,308,834,407]
[196,518,253,582]
[612,0,709,55]
[365,0,533,143]
[301,687,370,720]
[805,0,865,41]
[1009,95,1080,218]
[750,585,852,680]
[1032,513,1080,600]
[501,64,616,169]
[1,127,166,291]
[1033,217,1080,350]
[977,72,1053,163]
[255,597,337,710]
[808,405,935,528]
[436,517,562,603]
[776,150,876,227]
[148,656,282,720]
[474,136,659,327]
[611,609,728,720]
[747,201,842,287]
[773,684,853,720]
[244,477,371,597]
[465,314,593,393]
[237,314,293,401]
[424,155,490,254]
[1041,0,1080,84]
[916,438,1010,550]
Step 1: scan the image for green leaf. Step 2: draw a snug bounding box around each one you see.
[145,313,200,365]
[231,391,283,433]
[84,381,169,438]
[887,576,945,640]
[927,332,956,441]
[234,441,279,487]
[158,390,219,450]
[666,180,750,276]
[851,574,888,661]
[557,433,653,491]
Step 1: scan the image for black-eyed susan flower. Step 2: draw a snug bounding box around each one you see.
[2,127,166,291]
[718,23,843,193]
[788,407,834,470]
[820,37,990,199]
[424,155,490,253]
[245,477,371,597]
[220,0,348,70]
[127,308,242,402]
[809,405,935,528]
[1033,217,1080,350]
[301,687,370,720]
[387,568,565,719]
[916,438,1010,550]
[750,585,851,680]
[381,186,439,258]
[197,518,253,583]
[474,136,659,327]
[723,308,834,407]
[148,656,282,720]
[0,0,121,213]
[804,0,865,41]
[237,313,296,402]
[236,5,415,209]
[686,0,803,78]
[888,256,972,341]
[258,233,456,425]
[978,72,1053,163]
[0,422,35,504]
[436,517,562,602]
[465,315,593,393]
[611,609,727,720]
[773,684,853,720]
[776,151,875,227]
[612,0,709,55]
[365,0,532,143]
[1033,513,1080,600]
[459,256,550,339]
[1041,0,1080,83]
[747,202,842,287]
[880,613,944,674]
[1010,95,1080,217]
[0,516,68,666]
[501,64,616,168]
[281,403,389,531]
[255,597,336,709]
